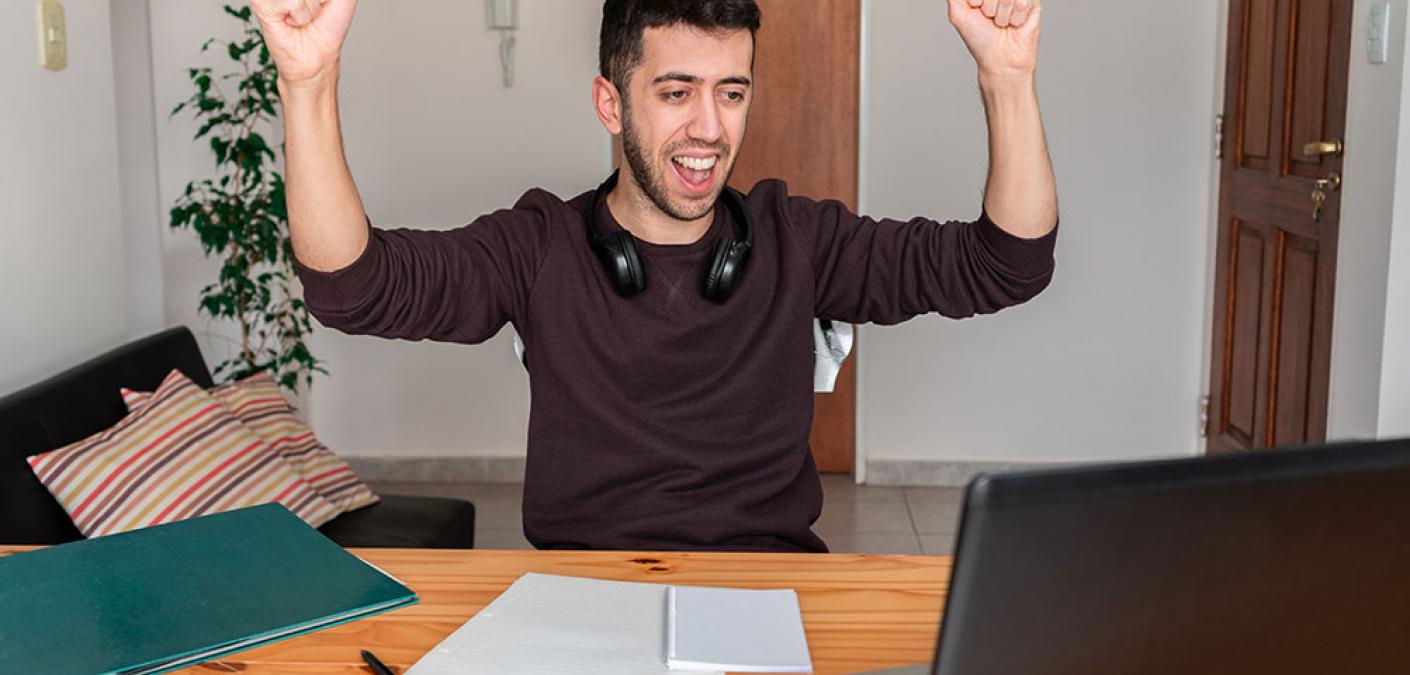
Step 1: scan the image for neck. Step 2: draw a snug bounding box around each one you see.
[605,170,714,245]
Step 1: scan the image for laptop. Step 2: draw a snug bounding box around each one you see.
[869,437,1410,675]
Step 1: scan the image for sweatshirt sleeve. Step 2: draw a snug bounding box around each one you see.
[790,190,1057,325]
[293,192,551,344]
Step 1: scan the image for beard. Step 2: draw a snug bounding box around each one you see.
[620,103,733,223]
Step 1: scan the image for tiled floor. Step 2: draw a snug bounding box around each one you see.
[367,474,962,555]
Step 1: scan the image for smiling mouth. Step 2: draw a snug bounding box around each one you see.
[671,155,719,195]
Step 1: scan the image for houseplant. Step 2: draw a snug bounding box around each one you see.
[169,4,324,392]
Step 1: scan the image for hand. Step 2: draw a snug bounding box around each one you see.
[248,0,357,90]
[947,0,1042,80]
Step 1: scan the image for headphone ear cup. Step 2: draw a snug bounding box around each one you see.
[620,232,646,294]
[703,238,745,303]
[595,230,647,296]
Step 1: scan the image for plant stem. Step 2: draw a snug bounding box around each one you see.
[172,10,323,391]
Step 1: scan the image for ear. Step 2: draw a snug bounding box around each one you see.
[592,76,625,136]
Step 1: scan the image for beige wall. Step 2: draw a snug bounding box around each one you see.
[145,0,610,457]
[1327,0,1408,439]
[858,0,1222,463]
[147,0,245,380]
[859,0,1410,464]
[0,1,127,394]
[1379,1,1410,438]
[111,0,166,340]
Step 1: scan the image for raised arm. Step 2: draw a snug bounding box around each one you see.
[248,0,547,345]
[949,0,1057,238]
[250,0,367,271]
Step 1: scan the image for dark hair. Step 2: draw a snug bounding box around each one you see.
[600,0,762,93]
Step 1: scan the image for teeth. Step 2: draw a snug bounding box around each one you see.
[674,156,717,171]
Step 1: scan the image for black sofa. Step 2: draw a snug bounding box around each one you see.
[0,327,475,548]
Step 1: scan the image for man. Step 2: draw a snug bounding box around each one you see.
[250,0,1057,552]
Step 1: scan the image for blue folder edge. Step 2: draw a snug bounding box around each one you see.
[114,594,419,675]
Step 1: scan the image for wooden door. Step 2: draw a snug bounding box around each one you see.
[1207,0,1352,453]
[729,0,861,473]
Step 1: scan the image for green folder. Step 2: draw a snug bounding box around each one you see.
[0,503,417,674]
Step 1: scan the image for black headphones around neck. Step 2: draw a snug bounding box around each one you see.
[586,170,754,303]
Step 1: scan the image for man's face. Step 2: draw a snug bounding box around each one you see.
[619,24,754,222]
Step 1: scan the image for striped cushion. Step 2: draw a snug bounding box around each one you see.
[27,370,339,538]
[123,371,378,516]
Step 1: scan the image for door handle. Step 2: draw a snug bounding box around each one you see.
[1302,139,1344,157]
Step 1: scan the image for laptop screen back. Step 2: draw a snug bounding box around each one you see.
[933,438,1410,675]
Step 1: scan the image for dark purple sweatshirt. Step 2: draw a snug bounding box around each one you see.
[295,179,1056,552]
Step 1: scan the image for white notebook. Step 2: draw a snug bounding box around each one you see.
[666,585,814,673]
[406,573,720,675]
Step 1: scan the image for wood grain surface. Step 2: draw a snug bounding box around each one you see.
[0,546,947,675]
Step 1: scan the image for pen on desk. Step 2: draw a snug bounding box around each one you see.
[361,649,396,675]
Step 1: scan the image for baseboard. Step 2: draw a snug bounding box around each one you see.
[344,455,1069,487]
[864,459,1076,487]
[343,455,526,483]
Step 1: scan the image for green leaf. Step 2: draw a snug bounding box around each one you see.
[193,113,229,140]
[210,137,230,164]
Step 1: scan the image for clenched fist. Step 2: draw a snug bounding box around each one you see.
[948,0,1042,80]
[248,0,357,89]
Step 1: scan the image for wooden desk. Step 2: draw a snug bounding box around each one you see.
[0,547,947,675]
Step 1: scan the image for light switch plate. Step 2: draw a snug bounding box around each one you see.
[38,0,66,71]
[1368,2,1391,65]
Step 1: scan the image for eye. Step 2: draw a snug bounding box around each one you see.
[664,90,688,102]
[722,90,746,103]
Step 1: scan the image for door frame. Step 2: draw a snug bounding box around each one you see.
[853,0,874,483]
[1199,0,1232,451]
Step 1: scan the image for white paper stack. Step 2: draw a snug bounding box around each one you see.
[405,573,721,675]
[667,586,813,673]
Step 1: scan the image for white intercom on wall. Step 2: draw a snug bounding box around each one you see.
[487,0,518,30]
[488,0,518,87]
